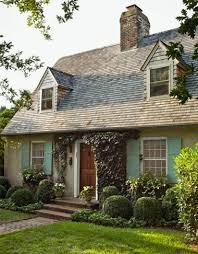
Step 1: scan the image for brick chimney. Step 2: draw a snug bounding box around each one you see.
[120,5,150,51]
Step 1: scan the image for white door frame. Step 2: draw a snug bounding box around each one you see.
[73,140,98,200]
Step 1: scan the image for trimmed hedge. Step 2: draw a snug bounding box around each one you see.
[134,197,161,225]
[103,195,132,219]
[100,186,119,207]
[36,179,54,203]
[6,186,23,199]
[0,176,10,190]
[10,188,34,207]
[0,185,7,199]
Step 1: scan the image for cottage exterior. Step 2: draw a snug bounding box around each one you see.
[2,5,198,199]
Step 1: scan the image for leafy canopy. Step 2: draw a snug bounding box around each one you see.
[0,0,79,109]
[166,0,198,104]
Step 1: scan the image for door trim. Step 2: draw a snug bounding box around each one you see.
[74,140,98,200]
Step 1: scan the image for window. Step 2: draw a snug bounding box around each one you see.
[32,143,44,169]
[41,88,53,110]
[142,139,167,177]
[150,66,169,97]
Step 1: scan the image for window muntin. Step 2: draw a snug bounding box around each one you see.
[150,67,169,97]
[32,143,44,169]
[143,139,166,177]
[41,88,53,110]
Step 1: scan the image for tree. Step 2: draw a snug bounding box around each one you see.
[0,106,15,175]
[0,0,79,108]
[167,0,198,104]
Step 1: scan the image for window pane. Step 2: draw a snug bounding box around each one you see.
[32,143,44,169]
[143,139,167,177]
[150,67,169,97]
[41,88,53,110]
[42,99,53,110]
[150,82,169,97]
[150,67,169,82]
[42,88,53,99]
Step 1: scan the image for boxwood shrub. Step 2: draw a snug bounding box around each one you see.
[134,197,161,225]
[0,176,10,190]
[6,186,23,199]
[10,188,34,207]
[100,186,119,207]
[36,179,54,203]
[103,195,132,219]
[0,185,7,199]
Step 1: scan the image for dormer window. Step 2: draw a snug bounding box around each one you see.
[150,66,169,97]
[41,87,53,111]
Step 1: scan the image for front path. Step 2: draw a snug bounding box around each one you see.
[0,217,57,234]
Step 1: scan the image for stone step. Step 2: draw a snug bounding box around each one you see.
[52,199,88,209]
[43,203,79,214]
[36,209,72,221]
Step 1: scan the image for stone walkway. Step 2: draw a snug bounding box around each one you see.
[0,217,57,235]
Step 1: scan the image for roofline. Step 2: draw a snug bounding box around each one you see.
[2,122,198,136]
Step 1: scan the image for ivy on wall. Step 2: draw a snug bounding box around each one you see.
[54,134,79,183]
[54,130,139,195]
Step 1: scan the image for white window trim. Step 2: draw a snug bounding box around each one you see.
[146,62,174,101]
[30,141,46,168]
[40,86,55,112]
[140,137,168,177]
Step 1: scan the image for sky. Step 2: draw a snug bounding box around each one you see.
[0,0,184,107]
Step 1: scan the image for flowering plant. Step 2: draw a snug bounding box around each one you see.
[80,186,94,202]
[53,183,65,198]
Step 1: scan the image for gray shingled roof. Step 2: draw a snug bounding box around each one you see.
[49,67,73,89]
[2,28,198,135]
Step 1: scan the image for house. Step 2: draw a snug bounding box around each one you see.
[2,5,198,199]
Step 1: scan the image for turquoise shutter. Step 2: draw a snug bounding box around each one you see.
[167,137,181,183]
[127,139,140,178]
[21,142,30,170]
[44,141,53,175]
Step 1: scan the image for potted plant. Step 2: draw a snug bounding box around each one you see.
[53,183,65,198]
[80,186,94,203]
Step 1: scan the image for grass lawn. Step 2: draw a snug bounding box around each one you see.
[0,208,33,224]
[0,221,197,254]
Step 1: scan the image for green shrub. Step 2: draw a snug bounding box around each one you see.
[0,176,10,190]
[175,144,198,243]
[10,188,34,207]
[162,187,178,221]
[0,198,43,213]
[89,212,128,227]
[6,186,23,199]
[0,185,7,198]
[36,179,54,203]
[72,209,95,222]
[22,168,46,193]
[127,173,169,204]
[134,197,161,225]
[103,195,132,219]
[128,217,146,228]
[100,186,119,207]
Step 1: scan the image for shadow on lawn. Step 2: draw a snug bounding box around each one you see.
[0,222,196,254]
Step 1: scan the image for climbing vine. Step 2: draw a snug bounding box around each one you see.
[54,134,79,183]
[54,130,139,196]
